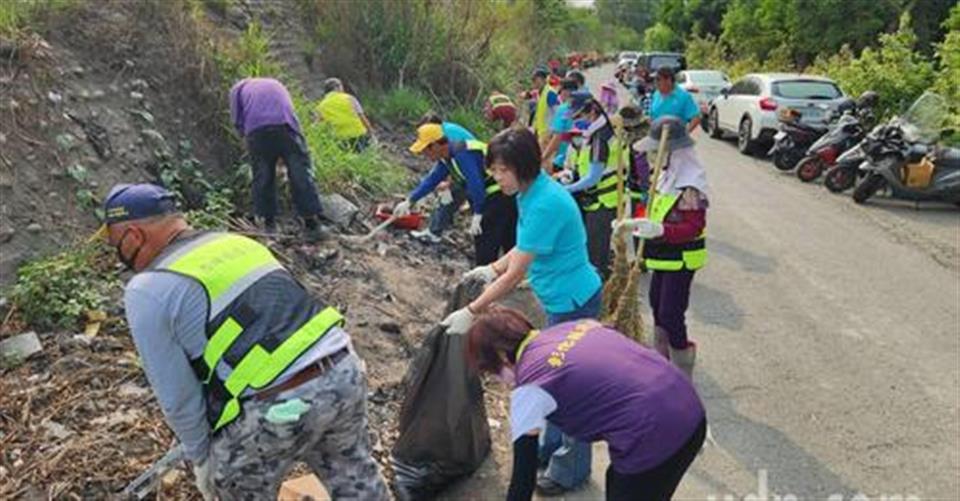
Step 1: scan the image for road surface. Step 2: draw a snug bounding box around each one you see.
[572,65,960,499]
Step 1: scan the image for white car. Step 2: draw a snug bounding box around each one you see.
[707,73,846,155]
[677,70,730,126]
[616,51,639,68]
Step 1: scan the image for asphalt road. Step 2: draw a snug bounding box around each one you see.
[575,65,960,499]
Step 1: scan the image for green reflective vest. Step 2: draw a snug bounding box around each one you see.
[149,232,344,431]
[447,140,501,196]
[575,137,621,212]
[533,84,556,143]
[643,194,707,271]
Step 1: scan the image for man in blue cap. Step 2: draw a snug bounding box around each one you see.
[100,183,388,500]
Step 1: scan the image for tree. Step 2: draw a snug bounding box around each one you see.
[643,22,680,51]
[933,3,959,143]
[596,0,660,40]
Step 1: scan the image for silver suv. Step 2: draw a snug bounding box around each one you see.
[707,73,846,155]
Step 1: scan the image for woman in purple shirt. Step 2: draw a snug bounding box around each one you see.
[466,306,706,500]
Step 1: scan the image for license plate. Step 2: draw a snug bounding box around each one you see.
[803,109,823,121]
[774,131,787,141]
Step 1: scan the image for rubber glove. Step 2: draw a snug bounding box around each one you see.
[393,199,412,217]
[441,307,475,335]
[463,265,497,284]
[192,458,215,501]
[469,214,483,236]
[612,218,664,239]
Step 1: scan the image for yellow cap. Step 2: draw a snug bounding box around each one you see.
[409,123,444,154]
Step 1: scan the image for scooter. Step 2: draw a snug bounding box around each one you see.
[795,110,868,182]
[851,92,960,205]
[823,141,867,193]
[769,107,830,171]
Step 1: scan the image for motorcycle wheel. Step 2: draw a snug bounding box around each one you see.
[824,166,857,193]
[773,149,802,171]
[796,155,826,182]
[852,174,886,204]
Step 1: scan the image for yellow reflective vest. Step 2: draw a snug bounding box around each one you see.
[643,194,707,271]
[448,140,501,196]
[316,91,367,140]
[533,84,557,143]
[149,232,344,431]
[574,137,621,212]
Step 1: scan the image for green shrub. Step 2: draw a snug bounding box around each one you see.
[365,87,433,127]
[9,245,120,331]
[933,4,960,145]
[0,0,73,35]
[446,106,497,141]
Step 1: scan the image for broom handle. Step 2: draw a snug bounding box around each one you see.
[634,125,670,268]
[615,130,627,222]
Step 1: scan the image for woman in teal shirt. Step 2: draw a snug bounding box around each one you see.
[441,127,601,495]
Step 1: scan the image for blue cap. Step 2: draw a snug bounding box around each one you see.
[568,90,595,115]
[102,183,177,224]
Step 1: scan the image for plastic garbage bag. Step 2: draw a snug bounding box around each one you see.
[391,278,544,500]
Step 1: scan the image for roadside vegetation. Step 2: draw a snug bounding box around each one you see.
[602,0,958,137]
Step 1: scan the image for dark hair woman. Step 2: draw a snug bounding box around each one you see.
[466,306,707,501]
[441,127,605,494]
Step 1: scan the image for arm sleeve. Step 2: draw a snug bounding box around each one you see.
[409,162,450,203]
[564,160,605,193]
[229,82,245,136]
[460,153,489,214]
[124,284,211,462]
[509,385,557,442]
[546,90,560,108]
[661,189,708,244]
[506,435,539,501]
[682,92,700,122]
[350,95,365,115]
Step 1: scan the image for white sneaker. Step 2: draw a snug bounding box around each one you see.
[411,229,442,243]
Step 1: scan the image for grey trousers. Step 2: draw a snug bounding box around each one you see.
[208,353,389,500]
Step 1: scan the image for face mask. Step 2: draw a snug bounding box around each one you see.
[495,366,516,387]
[115,228,142,271]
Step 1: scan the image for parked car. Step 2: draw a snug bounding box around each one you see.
[637,52,687,76]
[677,70,730,128]
[617,51,640,68]
[707,73,846,155]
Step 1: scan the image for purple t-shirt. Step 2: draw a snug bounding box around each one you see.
[515,321,705,474]
[229,78,302,137]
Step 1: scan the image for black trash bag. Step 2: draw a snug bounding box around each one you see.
[391,278,491,501]
[391,278,546,500]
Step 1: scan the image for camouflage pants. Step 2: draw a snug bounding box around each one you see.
[208,352,390,500]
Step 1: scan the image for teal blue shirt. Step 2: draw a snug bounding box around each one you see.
[650,85,700,123]
[516,172,602,315]
[442,122,476,142]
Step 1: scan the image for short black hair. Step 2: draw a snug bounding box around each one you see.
[559,78,579,93]
[656,66,675,81]
[566,70,585,88]
[418,111,443,126]
[486,128,541,184]
[532,68,549,80]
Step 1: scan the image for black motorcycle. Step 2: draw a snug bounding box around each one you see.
[795,111,869,183]
[768,107,830,171]
[851,92,960,205]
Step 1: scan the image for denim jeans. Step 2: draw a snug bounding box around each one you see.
[247,125,322,220]
[427,185,467,236]
[539,288,601,489]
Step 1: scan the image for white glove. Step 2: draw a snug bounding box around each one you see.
[193,458,215,501]
[469,214,483,236]
[393,199,412,217]
[612,218,664,239]
[558,170,574,184]
[441,307,475,335]
[463,265,498,284]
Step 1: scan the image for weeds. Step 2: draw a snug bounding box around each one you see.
[9,245,120,331]
[365,87,433,127]
[0,0,73,35]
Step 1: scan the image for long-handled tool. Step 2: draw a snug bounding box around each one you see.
[121,444,183,500]
[345,215,398,244]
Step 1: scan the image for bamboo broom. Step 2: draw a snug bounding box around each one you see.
[600,126,632,318]
[606,124,670,345]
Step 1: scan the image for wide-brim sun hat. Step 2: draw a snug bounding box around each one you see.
[632,116,694,153]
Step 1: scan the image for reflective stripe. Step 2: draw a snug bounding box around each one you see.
[534,84,555,141]
[213,307,344,430]
[208,262,283,319]
[644,193,707,271]
[204,317,244,382]
[515,329,541,361]
[450,140,500,197]
[489,94,515,110]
